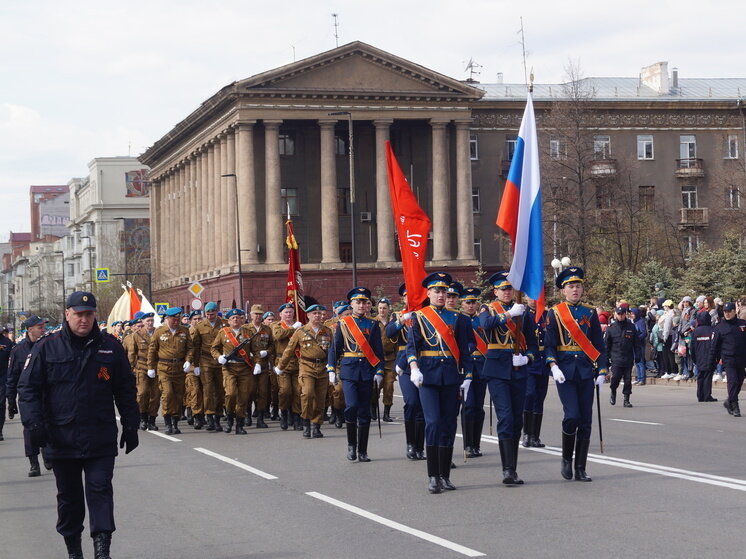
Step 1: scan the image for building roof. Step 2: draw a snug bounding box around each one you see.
[30,185,69,194]
[9,232,31,242]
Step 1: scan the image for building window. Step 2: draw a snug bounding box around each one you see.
[337,188,350,215]
[281,188,298,216]
[726,135,739,159]
[471,188,481,213]
[680,135,696,159]
[682,235,700,256]
[637,135,654,160]
[67,263,74,276]
[335,134,348,155]
[726,187,741,209]
[473,238,482,262]
[549,138,566,160]
[469,134,479,160]
[279,133,295,156]
[506,136,517,161]
[681,185,698,209]
[639,185,655,211]
[339,242,352,263]
[593,135,611,159]
[596,185,613,209]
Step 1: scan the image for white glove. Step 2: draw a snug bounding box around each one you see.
[253,363,262,375]
[193,367,201,376]
[410,367,424,387]
[328,371,337,384]
[507,304,526,318]
[274,366,283,376]
[182,361,191,372]
[395,365,404,375]
[551,364,565,384]
[218,355,228,365]
[461,378,472,401]
[292,321,303,329]
[400,312,412,322]
[512,354,529,367]
[374,374,383,387]
[147,369,156,379]
[595,374,606,387]
[259,350,268,358]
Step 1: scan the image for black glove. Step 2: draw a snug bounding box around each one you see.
[119,428,139,454]
[29,424,47,448]
[7,398,18,419]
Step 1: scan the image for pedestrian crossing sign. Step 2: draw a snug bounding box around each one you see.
[155,303,169,315]
[95,268,110,283]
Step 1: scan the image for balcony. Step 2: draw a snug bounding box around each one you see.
[590,158,617,176]
[679,207,709,228]
[675,158,705,178]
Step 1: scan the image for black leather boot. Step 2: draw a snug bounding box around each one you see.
[205,414,216,432]
[215,415,224,431]
[328,407,336,425]
[64,533,84,559]
[498,439,518,485]
[171,415,181,435]
[561,431,575,480]
[414,420,426,460]
[346,422,357,461]
[303,419,312,438]
[438,446,456,490]
[512,438,524,484]
[194,414,204,430]
[370,403,378,420]
[295,413,304,431]
[186,407,194,425]
[724,400,733,415]
[471,415,484,457]
[609,388,616,406]
[164,415,174,435]
[574,438,592,481]
[92,531,112,559]
[147,416,159,431]
[245,409,253,426]
[404,420,417,459]
[382,405,393,422]
[521,411,533,447]
[139,412,148,431]
[426,445,442,494]
[224,413,235,433]
[312,423,324,438]
[623,395,633,408]
[334,408,344,429]
[531,413,545,447]
[357,423,371,462]
[256,411,268,428]
[280,409,289,430]
[235,417,247,435]
[28,455,41,477]
[733,402,742,417]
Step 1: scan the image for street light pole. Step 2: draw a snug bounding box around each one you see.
[53,251,65,318]
[221,173,244,309]
[328,111,357,287]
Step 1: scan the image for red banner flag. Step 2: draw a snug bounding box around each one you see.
[128,285,141,320]
[286,219,307,323]
[385,141,431,312]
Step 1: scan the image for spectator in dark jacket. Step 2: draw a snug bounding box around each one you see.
[690,312,716,402]
[708,302,746,417]
[605,306,637,407]
[630,308,647,385]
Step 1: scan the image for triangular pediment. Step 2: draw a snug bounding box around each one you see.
[236,41,484,101]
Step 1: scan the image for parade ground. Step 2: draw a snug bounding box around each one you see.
[2,380,744,559]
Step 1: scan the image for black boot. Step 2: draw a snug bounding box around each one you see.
[609,388,617,406]
[724,400,734,415]
[186,407,194,425]
[382,405,393,422]
[224,413,235,433]
[328,408,336,425]
[215,415,224,432]
[28,455,41,477]
[205,414,216,432]
[256,410,268,428]
[561,431,575,480]
[171,415,181,435]
[471,415,484,457]
[139,412,148,431]
[498,439,519,485]
[357,423,371,462]
[64,533,83,559]
[404,420,417,459]
[531,413,545,447]
[462,419,473,457]
[521,411,533,447]
[438,446,456,490]
[245,409,253,426]
[334,408,344,429]
[512,439,524,484]
[147,416,158,431]
[733,402,742,417]
[194,413,204,430]
[346,422,357,461]
[312,423,324,438]
[235,416,247,435]
[92,531,112,559]
[164,415,174,435]
[426,445,442,494]
[270,405,279,421]
[295,413,304,431]
[303,419,312,438]
[414,420,426,460]
[370,403,378,421]
[623,395,633,408]
[280,409,289,430]
[574,438,592,481]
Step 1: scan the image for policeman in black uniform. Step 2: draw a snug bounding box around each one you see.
[690,311,716,402]
[0,323,14,441]
[709,302,746,417]
[605,306,637,408]
[18,292,139,559]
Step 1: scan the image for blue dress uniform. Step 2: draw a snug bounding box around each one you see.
[460,287,488,458]
[522,306,550,448]
[544,267,608,482]
[479,272,538,485]
[406,272,473,494]
[386,283,425,460]
[327,287,384,462]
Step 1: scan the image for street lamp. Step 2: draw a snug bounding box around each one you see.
[221,173,244,309]
[328,111,357,287]
[551,256,572,278]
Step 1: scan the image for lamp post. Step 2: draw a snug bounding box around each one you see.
[53,251,65,317]
[221,173,244,308]
[79,235,94,291]
[328,111,357,287]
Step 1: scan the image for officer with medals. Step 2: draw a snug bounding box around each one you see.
[545,267,608,482]
[386,284,425,460]
[324,301,350,429]
[272,303,304,431]
[245,305,275,428]
[185,310,206,429]
[461,287,488,458]
[479,272,538,485]
[327,287,384,462]
[521,296,551,448]
[191,302,226,432]
[407,272,473,494]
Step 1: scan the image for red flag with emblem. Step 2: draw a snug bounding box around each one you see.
[286,219,307,322]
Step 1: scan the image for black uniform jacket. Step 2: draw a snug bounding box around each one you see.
[605,319,637,369]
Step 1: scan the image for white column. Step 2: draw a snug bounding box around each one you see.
[225,129,237,268]
[319,119,340,263]
[150,177,160,285]
[213,138,223,271]
[206,143,216,271]
[188,156,198,277]
[219,133,231,268]
[198,148,208,274]
[264,120,283,264]
[236,122,257,264]
[374,119,394,262]
[431,120,451,261]
[455,120,475,261]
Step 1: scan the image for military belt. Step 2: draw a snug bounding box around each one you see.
[420,350,453,357]
[558,344,583,352]
[487,343,513,350]
[302,357,326,364]
[471,351,484,356]
[159,358,182,364]
[343,352,365,358]
[397,345,407,351]
[136,356,147,362]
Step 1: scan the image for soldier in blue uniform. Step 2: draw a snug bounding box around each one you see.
[445,281,464,310]
[522,296,550,448]
[327,287,384,462]
[545,267,608,482]
[460,287,488,458]
[479,272,538,485]
[406,272,473,494]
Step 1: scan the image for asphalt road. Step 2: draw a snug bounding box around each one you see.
[2,378,745,559]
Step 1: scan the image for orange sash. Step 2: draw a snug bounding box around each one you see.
[554,302,600,363]
[341,316,380,368]
[473,327,488,355]
[280,321,291,329]
[222,327,252,366]
[490,302,527,351]
[419,306,460,363]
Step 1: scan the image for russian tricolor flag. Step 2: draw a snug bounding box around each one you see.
[496,93,545,318]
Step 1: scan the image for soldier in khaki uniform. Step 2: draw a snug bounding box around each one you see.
[272,303,303,431]
[278,304,332,438]
[147,307,193,435]
[211,309,257,434]
[325,302,350,428]
[185,310,205,429]
[373,298,398,422]
[125,312,159,431]
[245,304,275,428]
[191,302,226,432]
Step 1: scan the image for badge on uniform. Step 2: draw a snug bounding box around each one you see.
[97,367,111,381]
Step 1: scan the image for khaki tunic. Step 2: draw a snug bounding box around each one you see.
[273,321,301,413]
[128,329,159,416]
[191,318,226,415]
[211,326,252,418]
[245,323,274,411]
[147,324,193,416]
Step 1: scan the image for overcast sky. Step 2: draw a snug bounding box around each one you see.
[1,0,744,241]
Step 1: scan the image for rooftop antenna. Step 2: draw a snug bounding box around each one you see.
[332,13,340,47]
[519,17,530,91]
[291,45,296,62]
[464,58,482,83]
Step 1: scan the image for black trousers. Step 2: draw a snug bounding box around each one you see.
[696,369,713,401]
[725,366,746,405]
[610,365,632,396]
[52,455,116,537]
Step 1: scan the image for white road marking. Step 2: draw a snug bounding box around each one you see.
[306,491,486,558]
[148,431,182,442]
[193,447,277,480]
[608,418,663,425]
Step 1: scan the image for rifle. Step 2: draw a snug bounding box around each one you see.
[225,337,252,362]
